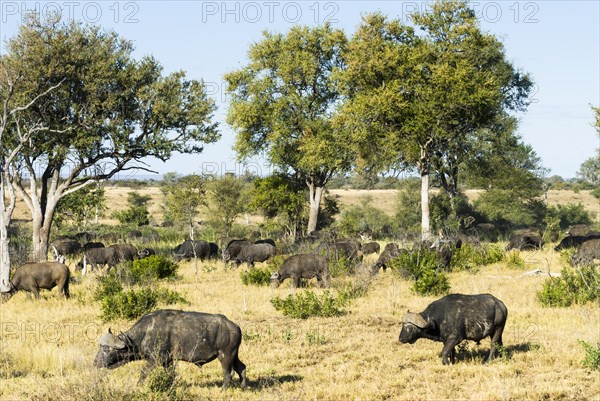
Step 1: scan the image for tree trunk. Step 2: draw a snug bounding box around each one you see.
[306,182,324,235]
[0,222,11,292]
[420,171,431,241]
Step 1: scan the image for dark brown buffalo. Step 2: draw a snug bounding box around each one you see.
[571,238,600,266]
[270,254,330,288]
[3,261,70,300]
[94,309,247,389]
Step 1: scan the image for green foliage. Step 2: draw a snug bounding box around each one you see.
[591,187,600,199]
[393,178,422,237]
[579,340,600,370]
[94,272,123,301]
[474,190,546,231]
[450,243,504,271]
[113,192,151,227]
[271,290,345,319]
[240,266,274,286]
[54,184,106,228]
[206,174,247,237]
[161,173,206,238]
[328,256,354,278]
[389,249,450,296]
[130,256,179,283]
[545,203,593,230]
[101,287,158,321]
[336,195,391,239]
[504,251,525,269]
[536,266,600,307]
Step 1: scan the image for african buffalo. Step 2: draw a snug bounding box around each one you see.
[173,240,211,262]
[554,234,600,251]
[233,243,276,268]
[3,261,70,300]
[505,233,543,251]
[371,242,403,275]
[222,239,252,264]
[571,238,600,266]
[83,241,105,251]
[137,248,156,259]
[110,243,139,263]
[50,239,82,258]
[270,254,330,288]
[399,293,507,365]
[362,242,381,255]
[94,309,247,389]
[77,247,118,274]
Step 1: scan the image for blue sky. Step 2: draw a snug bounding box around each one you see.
[1,0,598,179]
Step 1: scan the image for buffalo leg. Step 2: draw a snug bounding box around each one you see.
[218,356,234,389]
[487,327,505,362]
[234,355,247,388]
[441,338,459,365]
[293,276,300,288]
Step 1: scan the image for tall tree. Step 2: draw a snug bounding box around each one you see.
[3,16,219,260]
[337,4,532,239]
[161,173,206,239]
[577,106,600,186]
[207,174,247,238]
[225,24,353,234]
[0,52,62,292]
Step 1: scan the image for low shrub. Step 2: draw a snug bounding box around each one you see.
[389,250,450,296]
[241,266,274,286]
[579,340,600,370]
[504,250,525,269]
[271,290,345,319]
[329,256,354,278]
[450,243,504,271]
[94,272,123,301]
[536,265,600,307]
[101,287,158,321]
[100,287,188,321]
[130,256,179,283]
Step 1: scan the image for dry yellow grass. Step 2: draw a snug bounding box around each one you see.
[1,247,599,400]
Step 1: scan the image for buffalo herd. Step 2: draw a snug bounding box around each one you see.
[2,223,599,389]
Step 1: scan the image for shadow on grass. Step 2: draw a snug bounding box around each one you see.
[455,341,541,363]
[200,374,303,390]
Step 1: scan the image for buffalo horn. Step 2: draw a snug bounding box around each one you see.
[98,330,127,349]
[402,312,428,328]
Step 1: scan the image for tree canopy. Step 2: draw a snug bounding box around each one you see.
[225,23,354,234]
[1,15,219,259]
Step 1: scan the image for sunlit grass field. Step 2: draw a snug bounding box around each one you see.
[1,245,599,400]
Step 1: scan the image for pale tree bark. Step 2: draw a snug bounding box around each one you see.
[306,180,324,235]
[0,64,62,291]
[420,144,432,241]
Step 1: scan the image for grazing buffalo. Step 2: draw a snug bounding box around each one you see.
[173,240,211,262]
[233,243,276,268]
[3,261,70,300]
[83,241,105,251]
[110,243,139,263]
[317,238,362,263]
[362,242,381,255]
[51,239,82,258]
[270,254,330,288]
[399,293,508,365]
[566,224,594,236]
[74,231,96,243]
[371,243,403,275]
[137,248,156,259]
[94,309,247,389]
[571,238,600,266]
[77,247,118,273]
[554,234,600,251]
[254,238,276,247]
[222,239,252,264]
[208,242,219,259]
[505,233,543,251]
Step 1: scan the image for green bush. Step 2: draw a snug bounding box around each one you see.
[94,272,123,301]
[389,249,450,296]
[271,290,345,319]
[591,187,600,199]
[536,265,600,307]
[504,250,525,269]
[579,340,600,370]
[101,287,158,321]
[241,266,274,286]
[130,256,178,283]
[98,273,187,320]
[329,256,354,278]
[545,202,593,230]
[336,195,391,239]
[450,243,504,271]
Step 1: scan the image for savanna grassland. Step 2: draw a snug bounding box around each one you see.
[1,188,599,401]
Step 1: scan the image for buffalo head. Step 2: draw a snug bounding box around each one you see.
[399,312,428,344]
[94,328,135,369]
